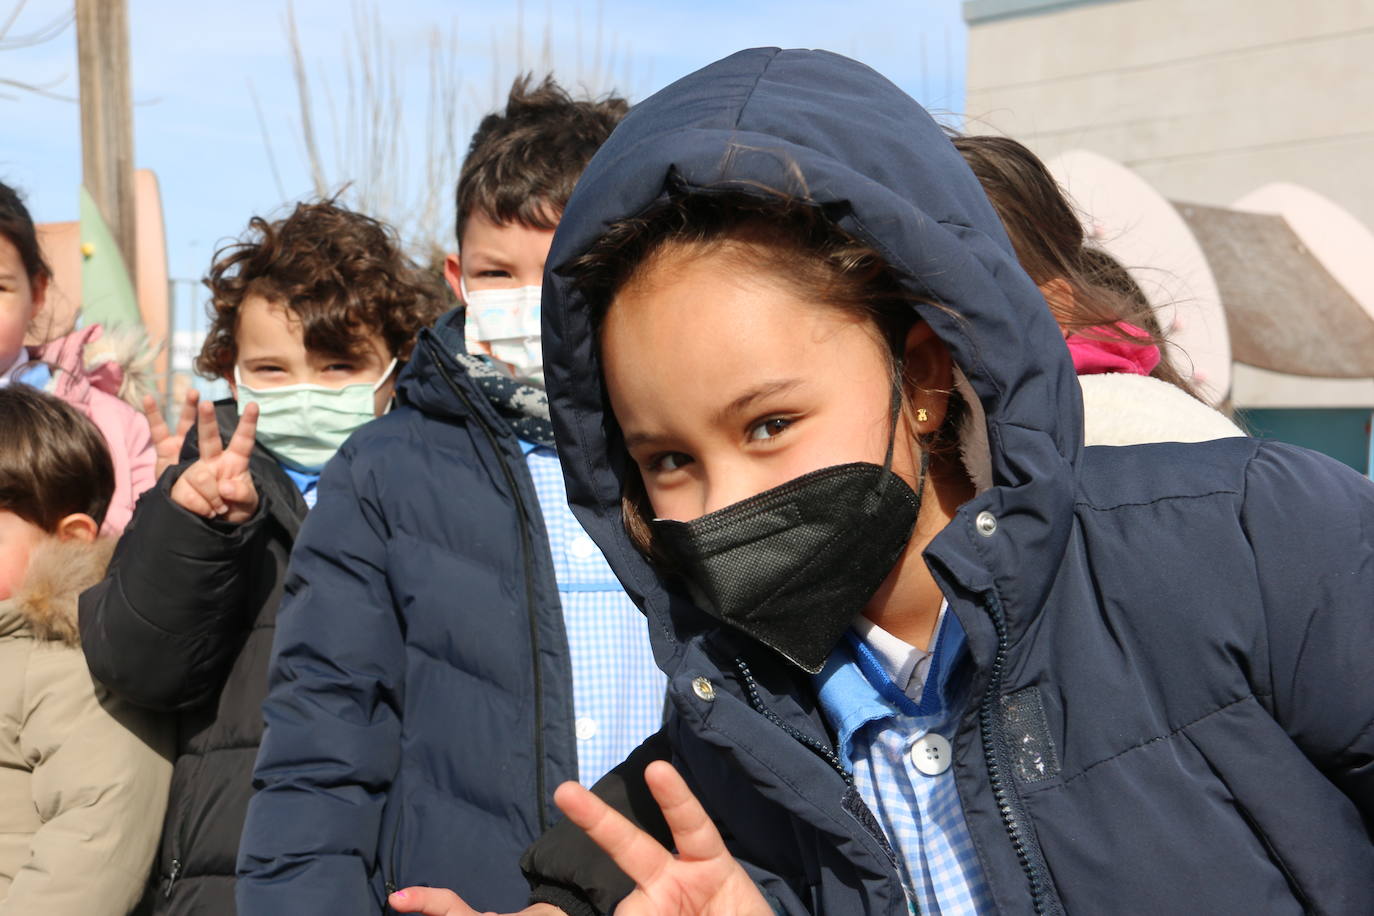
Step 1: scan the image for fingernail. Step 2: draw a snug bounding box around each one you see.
[392,891,407,900]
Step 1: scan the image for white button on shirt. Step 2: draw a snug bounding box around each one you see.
[568,535,598,559]
[910,733,953,776]
[575,717,599,741]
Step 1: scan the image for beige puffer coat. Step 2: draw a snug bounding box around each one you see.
[0,536,172,915]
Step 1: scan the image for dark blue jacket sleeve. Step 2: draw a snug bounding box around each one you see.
[236,445,403,915]
[1242,441,1374,815]
[78,466,270,711]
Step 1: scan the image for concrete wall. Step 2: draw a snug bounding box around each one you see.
[964,0,1374,223]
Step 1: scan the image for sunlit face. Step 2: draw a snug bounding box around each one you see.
[0,236,43,371]
[0,509,45,601]
[449,209,557,294]
[230,295,396,416]
[601,244,925,523]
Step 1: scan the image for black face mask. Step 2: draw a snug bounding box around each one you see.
[651,399,925,675]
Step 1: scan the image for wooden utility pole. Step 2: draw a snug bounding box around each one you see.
[75,0,136,282]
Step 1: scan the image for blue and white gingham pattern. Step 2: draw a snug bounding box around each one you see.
[523,443,667,787]
[816,612,993,915]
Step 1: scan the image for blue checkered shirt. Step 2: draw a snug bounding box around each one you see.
[816,607,993,915]
[523,442,667,787]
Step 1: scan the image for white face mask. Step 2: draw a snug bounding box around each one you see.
[233,359,397,472]
[460,276,544,386]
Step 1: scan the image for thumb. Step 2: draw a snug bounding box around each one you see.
[388,886,481,916]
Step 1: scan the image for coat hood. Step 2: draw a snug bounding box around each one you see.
[31,323,159,411]
[543,48,1082,665]
[0,535,116,645]
[395,308,481,422]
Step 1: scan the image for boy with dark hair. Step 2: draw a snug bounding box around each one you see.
[79,201,440,916]
[0,385,172,915]
[235,75,659,914]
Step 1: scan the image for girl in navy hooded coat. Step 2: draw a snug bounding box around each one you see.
[395,48,1374,916]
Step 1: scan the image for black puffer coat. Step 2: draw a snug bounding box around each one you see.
[80,401,307,916]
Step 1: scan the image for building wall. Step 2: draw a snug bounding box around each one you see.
[964,0,1374,222]
[1239,407,1373,477]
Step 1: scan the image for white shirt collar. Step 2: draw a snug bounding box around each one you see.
[852,602,948,702]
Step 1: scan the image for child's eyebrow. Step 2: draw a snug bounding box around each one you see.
[461,248,516,266]
[713,378,803,426]
[622,429,664,451]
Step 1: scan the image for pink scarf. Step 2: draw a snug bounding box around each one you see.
[1065,323,1160,376]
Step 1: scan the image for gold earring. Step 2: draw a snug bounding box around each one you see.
[916,407,928,423]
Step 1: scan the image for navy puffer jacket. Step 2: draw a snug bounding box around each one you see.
[235,315,578,914]
[538,49,1374,914]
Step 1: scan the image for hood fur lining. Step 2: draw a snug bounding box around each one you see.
[0,536,116,645]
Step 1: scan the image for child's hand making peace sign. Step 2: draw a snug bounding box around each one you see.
[168,398,261,523]
[388,761,772,916]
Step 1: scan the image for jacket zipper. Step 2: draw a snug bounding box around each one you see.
[425,336,549,832]
[384,802,404,896]
[734,657,853,787]
[978,590,1061,915]
[162,858,181,898]
[737,657,920,912]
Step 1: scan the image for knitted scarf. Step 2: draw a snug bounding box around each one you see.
[453,352,555,448]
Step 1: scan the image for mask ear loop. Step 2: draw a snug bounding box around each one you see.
[874,372,930,500]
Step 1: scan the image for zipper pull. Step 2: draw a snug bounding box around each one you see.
[163,859,182,898]
[385,880,398,895]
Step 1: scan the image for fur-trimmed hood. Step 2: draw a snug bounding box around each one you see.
[1079,373,1245,446]
[30,323,160,411]
[0,536,116,645]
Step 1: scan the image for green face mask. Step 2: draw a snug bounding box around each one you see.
[234,359,397,472]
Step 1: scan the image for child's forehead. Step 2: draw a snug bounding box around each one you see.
[460,210,558,261]
[237,295,306,346]
[234,294,388,360]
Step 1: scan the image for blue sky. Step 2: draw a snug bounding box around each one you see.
[3,0,966,324]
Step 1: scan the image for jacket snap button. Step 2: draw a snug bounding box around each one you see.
[975,511,998,537]
[691,677,716,702]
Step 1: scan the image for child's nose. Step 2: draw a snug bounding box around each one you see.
[698,464,779,518]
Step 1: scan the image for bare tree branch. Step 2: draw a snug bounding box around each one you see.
[265,1,645,263]
[285,0,328,197]
[0,0,72,50]
[1,1,76,102]
[247,77,288,202]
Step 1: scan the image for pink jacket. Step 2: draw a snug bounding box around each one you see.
[29,326,156,534]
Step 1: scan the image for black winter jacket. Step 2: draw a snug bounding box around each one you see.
[234,316,581,915]
[79,402,307,916]
[532,48,1374,914]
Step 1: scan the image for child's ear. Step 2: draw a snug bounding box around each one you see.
[443,253,463,303]
[30,272,48,318]
[1038,277,1076,325]
[902,322,954,435]
[54,513,99,543]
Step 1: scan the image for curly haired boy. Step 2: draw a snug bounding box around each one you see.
[79,200,441,916]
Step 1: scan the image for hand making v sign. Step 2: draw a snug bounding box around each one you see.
[168,398,260,523]
[389,762,772,916]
